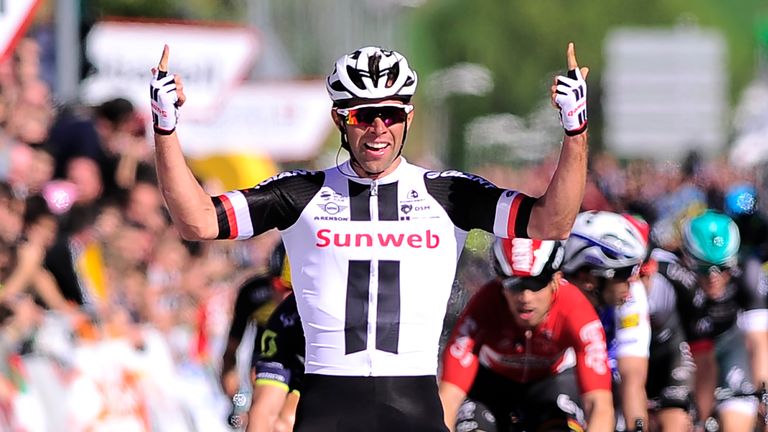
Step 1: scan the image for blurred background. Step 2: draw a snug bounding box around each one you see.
[1,0,768,430]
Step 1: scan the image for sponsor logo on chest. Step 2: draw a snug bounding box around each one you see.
[308,185,447,249]
[316,228,440,249]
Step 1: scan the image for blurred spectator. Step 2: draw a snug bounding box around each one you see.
[592,152,626,203]
[47,104,103,177]
[26,145,56,195]
[5,100,52,146]
[93,98,154,194]
[124,179,168,234]
[43,204,102,307]
[0,293,43,360]
[723,182,768,262]
[48,97,150,203]
[65,156,104,205]
[1,142,56,199]
[0,195,69,312]
[653,151,707,221]
[0,183,23,244]
[581,174,613,212]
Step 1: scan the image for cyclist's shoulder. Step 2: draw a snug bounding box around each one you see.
[731,257,768,299]
[650,247,681,265]
[423,168,498,189]
[555,280,596,313]
[652,249,696,289]
[248,169,325,191]
[621,280,649,308]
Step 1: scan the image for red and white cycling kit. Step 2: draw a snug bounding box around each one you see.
[442,279,611,394]
[212,159,535,377]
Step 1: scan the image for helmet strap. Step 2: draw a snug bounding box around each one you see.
[396,120,409,158]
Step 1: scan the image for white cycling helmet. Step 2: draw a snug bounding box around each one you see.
[326,46,418,107]
[493,237,564,291]
[562,211,648,279]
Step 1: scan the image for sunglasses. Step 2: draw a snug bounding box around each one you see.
[502,274,553,293]
[336,103,413,127]
[694,263,730,276]
[590,265,638,282]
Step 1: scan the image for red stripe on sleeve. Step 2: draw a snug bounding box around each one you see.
[219,195,239,239]
[506,193,524,239]
[689,339,714,354]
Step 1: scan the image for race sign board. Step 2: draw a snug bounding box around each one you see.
[0,0,43,62]
[80,20,260,120]
[602,27,727,160]
[178,80,333,161]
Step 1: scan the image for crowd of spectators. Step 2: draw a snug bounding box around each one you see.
[0,37,282,430]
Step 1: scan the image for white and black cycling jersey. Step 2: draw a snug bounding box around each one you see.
[647,248,689,349]
[212,159,536,377]
[650,248,768,343]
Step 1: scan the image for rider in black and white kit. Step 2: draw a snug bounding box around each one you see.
[150,43,591,431]
[250,292,305,432]
[644,245,697,430]
[650,211,768,432]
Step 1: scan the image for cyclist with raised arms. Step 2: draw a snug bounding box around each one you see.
[439,237,614,432]
[561,211,652,431]
[150,42,590,431]
[674,210,768,432]
[642,218,697,431]
[248,292,304,432]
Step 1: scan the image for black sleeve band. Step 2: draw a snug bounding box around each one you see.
[154,126,175,135]
[564,123,587,136]
[515,196,537,238]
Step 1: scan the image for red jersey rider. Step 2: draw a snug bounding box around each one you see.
[440,238,614,432]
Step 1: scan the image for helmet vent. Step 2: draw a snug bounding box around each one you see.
[346,65,366,90]
[368,53,381,86]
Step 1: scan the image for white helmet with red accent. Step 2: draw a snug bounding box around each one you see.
[562,211,648,279]
[326,46,418,107]
[493,237,564,290]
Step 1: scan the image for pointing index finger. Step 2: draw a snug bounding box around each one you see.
[158,44,170,73]
[566,42,578,71]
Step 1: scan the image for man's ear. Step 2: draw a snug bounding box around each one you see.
[331,110,344,132]
[552,271,563,291]
[406,108,415,128]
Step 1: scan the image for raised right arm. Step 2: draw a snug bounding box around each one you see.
[155,131,218,240]
[151,45,218,240]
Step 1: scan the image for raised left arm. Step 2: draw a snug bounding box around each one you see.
[528,42,589,239]
[528,132,587,239]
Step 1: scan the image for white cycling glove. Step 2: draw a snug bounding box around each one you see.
[554,68,587,136]
[150,70,180,135]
